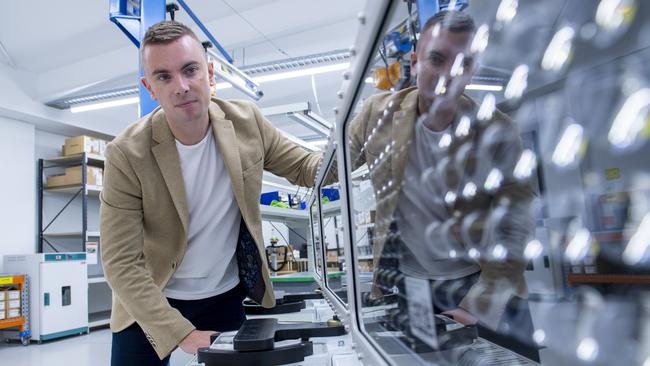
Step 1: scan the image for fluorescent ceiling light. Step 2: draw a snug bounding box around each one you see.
[70,96,139,113]
[256,62,349,83]
[465,84,503,91]
[68,63,350,112]
[215,62,350,90]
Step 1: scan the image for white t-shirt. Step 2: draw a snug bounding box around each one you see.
[163,128,241,300]
[395,119,480,280]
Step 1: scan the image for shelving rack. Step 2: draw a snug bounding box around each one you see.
[38,152,111,328]
[0,274,31,345]
[38,152,104,253]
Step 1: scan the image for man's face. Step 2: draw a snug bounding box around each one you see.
[412,26,474,110]
[141,35,214,124]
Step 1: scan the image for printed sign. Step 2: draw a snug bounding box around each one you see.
[405,276,438,348]
[86,242,98,265]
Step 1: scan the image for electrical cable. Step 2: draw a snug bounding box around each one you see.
[379,38,395,88]
[269,222,291,246]
[266,222,291,272]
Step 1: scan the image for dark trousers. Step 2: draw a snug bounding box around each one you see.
[111,283,246,366]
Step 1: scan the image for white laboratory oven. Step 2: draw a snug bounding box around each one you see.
[3,253,88,341]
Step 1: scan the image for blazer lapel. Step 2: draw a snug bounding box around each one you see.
[150,108,190,234]
[391,89,418,185]
[209,102,248,219]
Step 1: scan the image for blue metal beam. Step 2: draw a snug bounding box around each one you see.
[138,0,166,116]
[175,0,234,63]
[109,0,165,116]
[110,0,260,115]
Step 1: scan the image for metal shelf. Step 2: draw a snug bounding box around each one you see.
[44,184,103,196]
[567,274,650,287]
[43,231,100,238]
[39,152,111,338]
[88,310,111,328]
[43,153,105,168]
[356,223,375,230]
[321,200,342,217]
[88,276,107,284]
[260,205,309,226]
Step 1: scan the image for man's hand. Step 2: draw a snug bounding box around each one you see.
[178,330,218,354]
[442,308,478,326]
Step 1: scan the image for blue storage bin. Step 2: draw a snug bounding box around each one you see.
[321,188,340,202]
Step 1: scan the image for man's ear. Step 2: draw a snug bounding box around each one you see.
[207,61,215,86]
[410,52,418,77]
[140,77,157,100]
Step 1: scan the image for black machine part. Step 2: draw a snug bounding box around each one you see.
[243,291,323,315]
[197,341,313,366]
[234,318,346,351]
[280,291,323,302]
[243,298,305,315]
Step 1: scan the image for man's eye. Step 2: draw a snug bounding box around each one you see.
[185,66,199,76]
[431,56,445,66]
[156,74,171,81]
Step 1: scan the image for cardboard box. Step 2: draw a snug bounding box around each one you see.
[46,173,69,188]
[0,291,5,301]
[7,290,19,300]
[47,166,103,188]
[0,310,5,320]
[65,166,103,186]
[63,135,107,156]
[8,299,20,309]
[327,250,338,262]
[0,301,5,311]
[7,308,20,318]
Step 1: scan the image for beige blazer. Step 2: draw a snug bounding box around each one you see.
[100,98,321,359]
[348,87,533,329]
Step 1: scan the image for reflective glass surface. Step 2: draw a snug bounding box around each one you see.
[342,1,650,365]
[320,155,348,305]
[311,199,324,278]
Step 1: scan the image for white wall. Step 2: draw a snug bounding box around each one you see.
[0,117,36,272]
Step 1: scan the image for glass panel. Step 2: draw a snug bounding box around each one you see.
[320,154,347,305]
[310,200,324,278]
[61,286,71,306]
[343,1,650,365]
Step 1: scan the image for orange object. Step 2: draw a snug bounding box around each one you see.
[372,60,401,90]
[0,274,28,338]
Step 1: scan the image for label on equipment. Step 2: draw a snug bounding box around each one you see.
[404,276,438,348]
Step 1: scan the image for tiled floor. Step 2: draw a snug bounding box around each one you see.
[0,328,194,366]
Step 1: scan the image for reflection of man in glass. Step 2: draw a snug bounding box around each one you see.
[349,11,536,355]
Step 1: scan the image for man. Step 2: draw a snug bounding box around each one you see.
[100,21,322,365]
[349,11,537,358]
